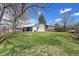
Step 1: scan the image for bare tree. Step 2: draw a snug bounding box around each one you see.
[0,3,52,33]
[7,3,52,33]
[60,11,71,32]
[0,4,10,35]
[5,4,25,33]
[0,4,6,24]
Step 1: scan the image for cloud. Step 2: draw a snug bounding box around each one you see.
[38,11,41,15]
[59,8,72,14]
[30,19,37,23]
[72,12,79,16]
[49,21,52,24]
[47,20,52,25]
[55,18,62,22]
[27,18,37,24]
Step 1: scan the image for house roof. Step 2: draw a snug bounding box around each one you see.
[16,23,37,28]
[22,23,36,27]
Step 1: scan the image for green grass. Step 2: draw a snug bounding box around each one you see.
[0,32,79,56]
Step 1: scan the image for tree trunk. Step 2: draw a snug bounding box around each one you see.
[12,19,17,33]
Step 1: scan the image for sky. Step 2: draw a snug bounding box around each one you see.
[1,3,79,26]
[28,3,79,25]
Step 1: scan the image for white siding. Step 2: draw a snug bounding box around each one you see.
[38,24,45,32]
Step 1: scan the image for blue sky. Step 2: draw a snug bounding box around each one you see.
[28,3,79,25]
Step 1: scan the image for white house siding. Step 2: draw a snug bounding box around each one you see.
[32,26,37,32]
[38,24,45,32]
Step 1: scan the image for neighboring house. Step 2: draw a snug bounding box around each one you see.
[75,23,79,34]
[68,28,75,33]
[46,25,55,32]
[16,23,45,32]
[16,14,46,32]
[22,23,37,32]
[67,24,79,34]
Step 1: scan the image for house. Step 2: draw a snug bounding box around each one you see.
[37,24,45,32]
[67,24,79,33]
[75,23,79,34]
[16,14,46,32]
[46,25,55,32]
[22,23,37,32]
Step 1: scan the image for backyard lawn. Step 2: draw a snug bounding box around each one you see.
[0,32,79,56]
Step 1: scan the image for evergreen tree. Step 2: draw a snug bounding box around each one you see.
[39,14,46,25]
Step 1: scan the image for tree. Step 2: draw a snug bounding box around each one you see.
[0,4,6,24]
[60,11,71,32]
[0,4,11,34]
[8,3,51,33]
[39,14,46,25]
[54,23,63,32]
[0,3,52,33]
[5,4,26,33]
